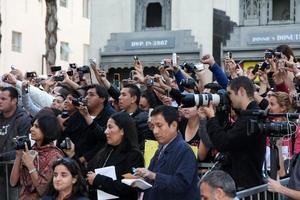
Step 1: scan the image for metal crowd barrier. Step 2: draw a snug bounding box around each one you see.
[0,160,20,200]
[237,177,290,200]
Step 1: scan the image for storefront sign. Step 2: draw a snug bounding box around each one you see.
[248,31,300,45]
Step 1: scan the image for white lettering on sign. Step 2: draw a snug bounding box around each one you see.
[250,33,300,44]
[252,37,270,42]
[131,40,169,47]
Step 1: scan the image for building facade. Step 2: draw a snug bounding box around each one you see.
[223,0,300,68]
[0,0,90,75]
[89,0,238,80]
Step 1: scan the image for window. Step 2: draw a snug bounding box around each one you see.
[60,42,70,61]
[272,0,290,20]
[60,0,68,7]
[135,0,171,31]
[83,0,90,18]
[83,44,89,64]
[11,31,22,52]
[146,3,162,27]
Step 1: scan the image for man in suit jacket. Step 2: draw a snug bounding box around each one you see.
[135,105,199,200]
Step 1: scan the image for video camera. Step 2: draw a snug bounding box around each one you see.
[13,135,31,150]
[243,110,299,137]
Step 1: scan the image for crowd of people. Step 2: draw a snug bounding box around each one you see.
[0,44,299,199]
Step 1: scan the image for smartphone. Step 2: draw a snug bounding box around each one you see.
[50,66,62,72]
[133,56,140,65]
[226,52,232,59]
[89,58,96,66]
[129,71,136,80]
[172,53,177,66]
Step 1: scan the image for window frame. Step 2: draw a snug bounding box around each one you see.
[11,31,22,53]
[60,41,70,61]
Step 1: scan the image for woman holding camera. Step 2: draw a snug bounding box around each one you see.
[86,112,144,200]
[10,111,64,200]
[42,157,89,200]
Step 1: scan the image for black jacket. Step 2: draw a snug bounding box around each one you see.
[130,108,154,150]
[88,145,144,200]
[60,105,115,161]
[207,101,266,189]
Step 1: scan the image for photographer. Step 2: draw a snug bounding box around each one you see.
[201,76,266,190]
[10,111,64,200]
[59,84,115,165]
[0,86,32,161]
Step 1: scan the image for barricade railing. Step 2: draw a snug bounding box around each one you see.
[0,160,20,200]
[237,177,290,200]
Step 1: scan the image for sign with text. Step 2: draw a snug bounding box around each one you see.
[125,37,175,50]
[248,31,300,45]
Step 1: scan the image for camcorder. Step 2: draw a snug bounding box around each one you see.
[72,96,86,107]
[244,110,299,137]
[247,119,296,137]
[13,135,31,150]
[60,137,71,150]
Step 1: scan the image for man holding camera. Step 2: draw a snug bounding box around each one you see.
[200,59,266,190]
[0,86,32,161]
[61,84,115,164]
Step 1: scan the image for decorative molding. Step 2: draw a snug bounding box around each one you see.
[45,0,58,73]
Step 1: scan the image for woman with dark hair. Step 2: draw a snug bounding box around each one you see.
[42,157,89,200]
[86,112,144,200]
[10,111,64,200]
[275,44,296,62]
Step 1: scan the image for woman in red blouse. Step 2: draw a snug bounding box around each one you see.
[10,111,64,200]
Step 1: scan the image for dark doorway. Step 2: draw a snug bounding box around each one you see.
[146,3,162,27]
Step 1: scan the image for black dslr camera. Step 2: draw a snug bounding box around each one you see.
[180,78,196,89]
[60,137,72,150]
[72,97,86,107]
[13,136,31,150]
[264,49,274,59]
[77,65,90,74]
